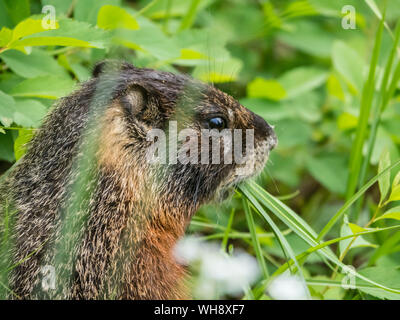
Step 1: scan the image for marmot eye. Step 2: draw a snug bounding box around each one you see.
[207,117,227,130]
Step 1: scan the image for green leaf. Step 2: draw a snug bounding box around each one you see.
[378,149,391,203]
[115,16,180,61]
[0,130,15,162]
[327,73,345,100]
[332,41,365,94]
[11,18,48,42]
[3,0,30,25]
[75,0,121,25]
[0,90,16,126]
[393,172,400,188]
[388,185,400,203]
[376,207,400,221]
[388,171,400,203]
[14,128,34,161]
[13,19,110,49]
[279,67,327,99]
[11,75,75,99]
[247,77,287,101]
[357,267,400,300]
[0,49,68,78]
[41,0,73,14]
[97,5,139,30]
[277,20,334,58]
[339,218,376,256]
[0,27,13,47]
[193,58,243,83]
[306,153,348,195]
[13,99,48,127]
[348,223,367,234]
[337,112,358,131]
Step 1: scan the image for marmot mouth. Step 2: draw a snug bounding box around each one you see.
[214,136,276,203]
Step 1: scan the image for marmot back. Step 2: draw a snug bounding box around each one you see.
[0,61,277,299]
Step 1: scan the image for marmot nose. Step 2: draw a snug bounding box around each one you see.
[253,113,278,150]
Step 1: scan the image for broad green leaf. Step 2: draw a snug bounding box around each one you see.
[306,153,348,195]
[193,58,243,83]
[142,0,213,19]
[41,0,73,14]
[13,99,48,127]
[388,172,400,203]
[74,0,121,25]
[378,149,391,203]
[0,90,16,126]
[337,112,358,131]
[179,48,208,60]
[339,217,376,256]
[357,267,400,300]
[0,27,13,47]
[247,77,287,101]
[12,18,49,42]
[14,128,34,161]
[0,49,68,78]
[3,0,30,25]
[277,21,334,58]
[97,5,139,30]
[332,41,365,94]
[376,207,400,221]
[11,75,75,99]
[13,19,110,49]
[388,185,400,203]
[279,67,327,99]
[327,73,344,100]
[348,223,367,234]
[0,131,15,162]
[273,119,312,149]
[115,16,180,60]
[393,172,400,188]
[12,37,99,50]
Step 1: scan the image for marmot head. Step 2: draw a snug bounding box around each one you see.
[91,61,277,217]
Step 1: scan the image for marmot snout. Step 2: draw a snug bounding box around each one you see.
[0,60,277,299]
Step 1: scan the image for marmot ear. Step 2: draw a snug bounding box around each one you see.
[92,60,135,78]
[120,85,148,117]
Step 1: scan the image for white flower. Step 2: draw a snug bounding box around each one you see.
[267,274,309,300]
[173,235,203,264]
[174,236,260,298]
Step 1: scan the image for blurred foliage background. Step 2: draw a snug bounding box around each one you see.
[1,0,400,300]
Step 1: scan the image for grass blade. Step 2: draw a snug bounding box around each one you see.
[355,19,400,218]
[345,7,386,202]
[240,185,312,299]
[242,199,269,279]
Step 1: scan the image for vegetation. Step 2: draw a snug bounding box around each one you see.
[1,0,400,300]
